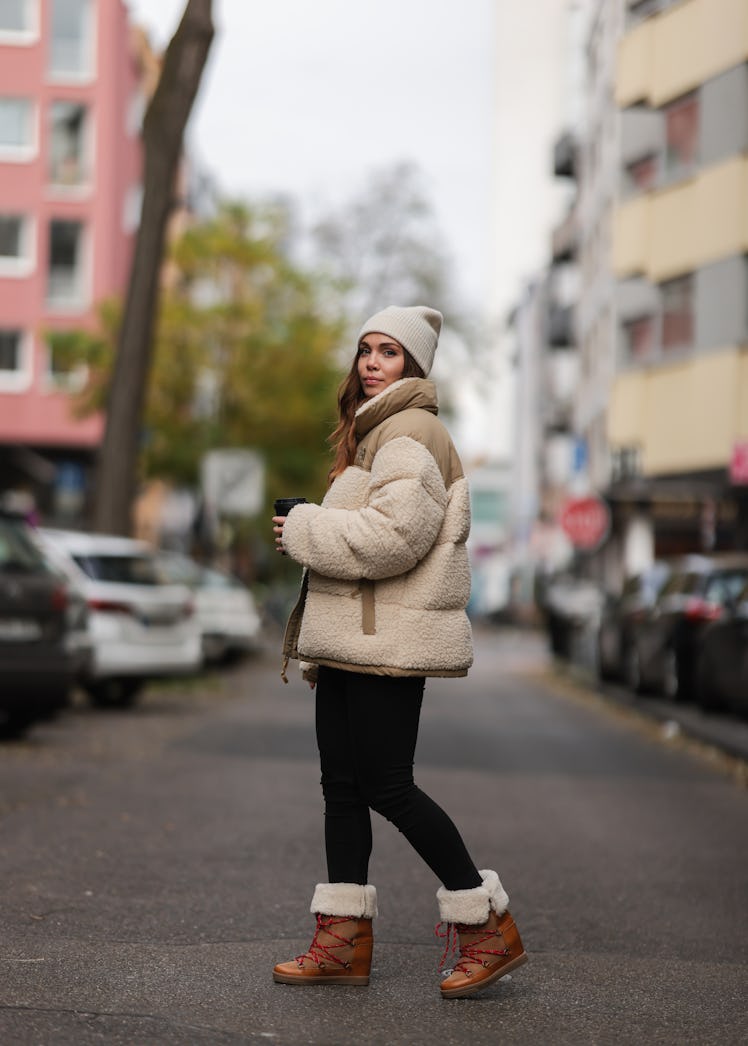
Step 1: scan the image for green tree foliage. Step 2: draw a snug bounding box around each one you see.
[66,201,346,511]
[146,202,346,505]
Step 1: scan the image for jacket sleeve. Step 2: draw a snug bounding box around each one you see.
[281,436,448,580]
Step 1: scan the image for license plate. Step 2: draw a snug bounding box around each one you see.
[138,613,179,627]
[0,619,42,641]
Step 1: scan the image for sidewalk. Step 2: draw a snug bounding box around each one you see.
[536,627,748,771]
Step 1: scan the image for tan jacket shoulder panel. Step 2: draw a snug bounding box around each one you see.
[357,408,464,488]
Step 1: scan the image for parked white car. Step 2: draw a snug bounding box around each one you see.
[38,530,202,707]
[153,552,262,663]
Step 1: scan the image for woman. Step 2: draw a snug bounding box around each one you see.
[272,305,526,999]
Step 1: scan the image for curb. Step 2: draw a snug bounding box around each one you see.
[550,658,748,776]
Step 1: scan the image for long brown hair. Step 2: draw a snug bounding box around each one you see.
[327,345,425,485]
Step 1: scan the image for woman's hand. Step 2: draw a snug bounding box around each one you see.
[272,515,287,554]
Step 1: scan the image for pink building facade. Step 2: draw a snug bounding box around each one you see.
[0,0,144,518]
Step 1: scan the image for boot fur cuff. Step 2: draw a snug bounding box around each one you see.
[310,882,378,919]
[437,869,509,924]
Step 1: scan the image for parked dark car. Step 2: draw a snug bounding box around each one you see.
[597,562,671,682]
[0,511,85,737]
[695,577,748,716]
[626,554,748,701]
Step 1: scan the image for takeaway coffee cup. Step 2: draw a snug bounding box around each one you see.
[273,497,307,517]
[273,498,307,554]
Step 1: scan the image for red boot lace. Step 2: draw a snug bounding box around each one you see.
[297,915,356,970]
[435,920,510,973]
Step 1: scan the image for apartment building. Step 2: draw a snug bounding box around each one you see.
[610,0,748,554]
[506,2,592,604]
[0,0,145,519]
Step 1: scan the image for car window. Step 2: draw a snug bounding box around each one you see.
[0,517,51,574]
[155,556,201,586]
[658,570,701,598]
[658,574,684,598]
[621,576,640,598]
[201,568,239,590]
[73,554,160,585]
[705,570,748,604]
[647,563,670,598]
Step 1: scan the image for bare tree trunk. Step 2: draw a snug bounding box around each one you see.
[92,0,214,534]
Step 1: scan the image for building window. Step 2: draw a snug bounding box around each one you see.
[623,316,656,362]
[45,336,87,391]
[0,213,34,275]
[661,275,694,351]
[664,93,699,180]
[0,0,38,40]
[0,329,21,371]
[47,219,86,307]
[0,96,35,159]
[0,329,31,391]
[48,101,89,186]
[627,1,681,28]
[626,155,657,193]
[48,0,94,80]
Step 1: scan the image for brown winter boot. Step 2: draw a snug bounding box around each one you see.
[436,869,527,999]
[273,883,376,986]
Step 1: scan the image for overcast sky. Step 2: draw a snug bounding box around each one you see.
[125,1,576,459]
[126,0,497,313]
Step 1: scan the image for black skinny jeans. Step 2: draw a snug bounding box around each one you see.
[315,666,482,891]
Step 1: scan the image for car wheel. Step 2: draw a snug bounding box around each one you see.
[36,687,71,720]
[596,635,615,682]
[695,653,725,712]
[624,644,646,694]
[86,678,144,709]
[661,648,686,702]
[0,709,39,740]
[202,636,227,664]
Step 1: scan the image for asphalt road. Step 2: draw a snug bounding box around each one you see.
[1,625,746,1046]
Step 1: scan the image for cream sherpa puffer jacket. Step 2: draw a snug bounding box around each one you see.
[281,378,473,678]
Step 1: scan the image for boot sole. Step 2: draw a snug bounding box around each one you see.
[273,971,370,986]
[440,951,528,999]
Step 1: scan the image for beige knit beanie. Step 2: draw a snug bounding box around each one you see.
[357,305,443,377]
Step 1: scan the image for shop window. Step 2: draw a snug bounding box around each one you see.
[661,275,694,351]
[0,213,33,275]
[47,219,86,307]
[49,101,89,186]
[664,93,699,180]
[48,0,94,79]
[623,315,656,362]
[0,96,35,158]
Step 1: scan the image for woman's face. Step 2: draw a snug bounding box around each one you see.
[357,333,406,398]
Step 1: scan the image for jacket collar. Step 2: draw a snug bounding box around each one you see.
[354,378,438,439]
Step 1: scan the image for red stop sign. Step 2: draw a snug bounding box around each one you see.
[560,496,611,551]
[730,441,748,484]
